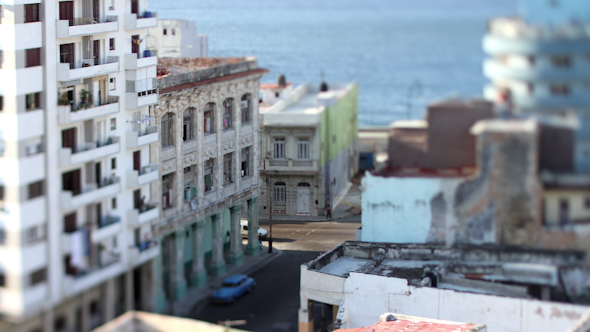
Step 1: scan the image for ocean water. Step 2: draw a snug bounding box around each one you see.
[148,0,517,126]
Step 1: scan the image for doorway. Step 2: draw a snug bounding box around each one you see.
[59,1,74,26]
[297,183,311,215]
[63,169,82,195]
[133,150,141,172]
[62,127,77,152]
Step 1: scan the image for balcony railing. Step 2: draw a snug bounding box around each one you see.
[58,96,119,124]
[57,15,118,38]
[124,12,157,30]
[128,240,160,267]
[264,159,319,172]
[126,164,158,188]
[92,215,121,242]
[126,126,158,148]
[59,136,120,167]
[127,202,159,228]
[58,56,119,82]
[125,51,158,70]
[61,177,121,211]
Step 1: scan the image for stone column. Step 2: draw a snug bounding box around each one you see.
[81,292,90,332]
[103,278,115,322]
[190,220,207,287]
[228,204,244,265]
[124,271,134,312]
[245,197,261,255]
[151,245,167,313]
[173,229,187,300]
[210,213,226,275]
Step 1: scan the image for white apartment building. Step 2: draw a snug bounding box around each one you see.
[483,0,590,172]
[147,19,208,58]
[0,0,160,331]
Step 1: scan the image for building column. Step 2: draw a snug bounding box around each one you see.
[81,292,90,332]
[228,204,244,265]
[173,229,187,300]
[43,308,54,332]
[298,300,314,332]
[104,278,116,322]
[124,271,134,312]
[245,197,261,255]
[152,245,167,313]
[190,220,207,287]
[210,213,226,275]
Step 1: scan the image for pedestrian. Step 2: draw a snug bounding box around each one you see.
[327,208,332,219]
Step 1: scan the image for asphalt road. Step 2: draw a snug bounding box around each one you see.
[188,217,360,332]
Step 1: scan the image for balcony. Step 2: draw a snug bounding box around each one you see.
[127,203,159,228]
[126,126,158,148]
[128,240,160,267]
[126,164,158,188]
[91,216,121,243]
[61,178,121,210]
[58,97,120,125]
[59,136,120,167]
[125,52,158,70]
[263,159,319,173]
[124,12,157,30]
[125,78,158,109]
[62,258,122,297]
[57,56,119,82]
[57,16,118,38]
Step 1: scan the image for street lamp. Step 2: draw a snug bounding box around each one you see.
[406,80,423,120]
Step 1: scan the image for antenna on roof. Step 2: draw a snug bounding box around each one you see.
[320,70,329,92]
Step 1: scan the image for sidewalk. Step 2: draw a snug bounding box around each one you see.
[174,246,282,317]
[259,180,362,222]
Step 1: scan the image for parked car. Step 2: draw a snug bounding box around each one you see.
[212,274,256,304]
[240,220,268,240]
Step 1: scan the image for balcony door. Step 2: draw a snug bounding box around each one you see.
[92,0,100,23]
[133,151,140,171]
[59,1,74,26]
[131,0,138,14]
[60,43,75,69]
[93,40,100,65]
[134,189,141,210]
[95,162,101,187]
[131,35,140,55]
[62,127,77,152]
[63,169,81,195]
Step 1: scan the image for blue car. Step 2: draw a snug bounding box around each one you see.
[212,274,256,304]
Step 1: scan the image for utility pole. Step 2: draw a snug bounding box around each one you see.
[268,170,279,253]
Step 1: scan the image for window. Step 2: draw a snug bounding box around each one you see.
[241,94,251,124]
[111,158,116,169]
[163,29,167,35]
[204,103,214,135]
[29,267,46,286]
[109,77,116,91]
[0,272,5,287]
[298,138,309,159]
[204,159,214,192]
[223,153,233,186]
[0,227,5,245]
[24,224,46,244]
[26,92,41,110]
[109,38,115,50]
[551,56,571,68]
[112,197,117,209]
[0,95,3,111]
[223,99,233,130]
[586,197,590,209]
[183,109,193,141]
[24,4,40,23]
[241,147,250,177]
[25,48,41,67]
[161,113,174,148]
[0,185,4,200]
[550,84,570,96]
[274,138,285,159]
[28,180,44,199]
[162,173,173,209]
[171,29,176,35]
[274,182,286,202]
[110,118,116,130]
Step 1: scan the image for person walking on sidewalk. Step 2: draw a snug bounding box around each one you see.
[327,208,332,219]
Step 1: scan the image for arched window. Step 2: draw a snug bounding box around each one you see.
[274,182,286,202]
[183,108,194,141]
[161,113,174,148]
[223,98,234,130]
[204,103,215,135]
[241,94,251,124]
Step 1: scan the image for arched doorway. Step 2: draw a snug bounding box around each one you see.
[297,183,311,215]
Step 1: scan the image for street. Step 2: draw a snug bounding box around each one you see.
[188,217,360,332]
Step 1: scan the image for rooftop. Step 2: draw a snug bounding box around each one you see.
[335,313,485,332]
[157,57,268,94]
[306,241,585,299]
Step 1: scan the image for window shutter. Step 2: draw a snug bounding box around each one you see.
[184,187,190,202]
[190,186,198,198]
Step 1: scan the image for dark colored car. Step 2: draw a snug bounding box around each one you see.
[211,274,256,304]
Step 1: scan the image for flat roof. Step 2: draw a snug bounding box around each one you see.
[335,314,485,332]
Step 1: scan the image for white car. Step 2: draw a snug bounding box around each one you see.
[240,220,268,240]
